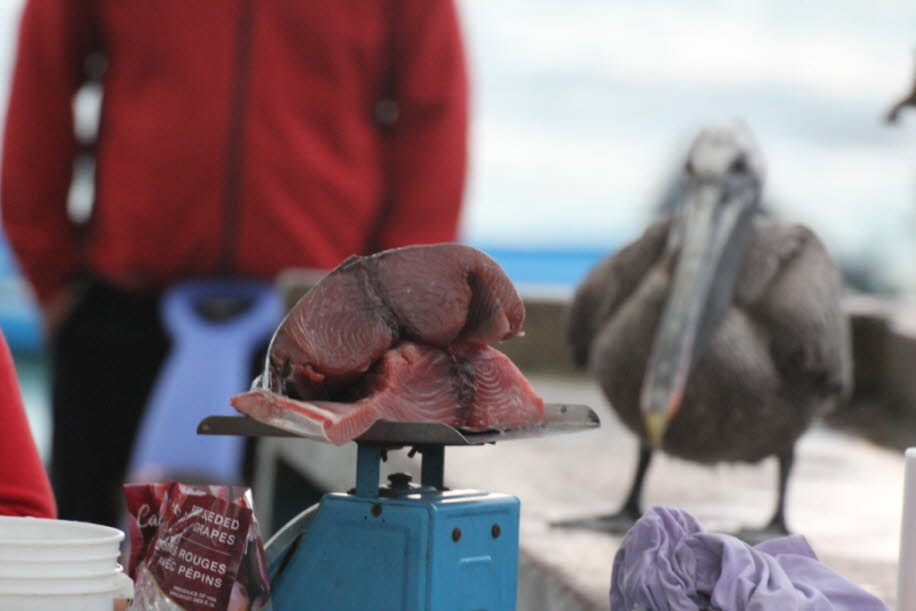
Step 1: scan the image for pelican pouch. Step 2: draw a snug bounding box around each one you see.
[124,482,271,610]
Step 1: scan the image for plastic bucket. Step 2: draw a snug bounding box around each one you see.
[0,567,133,610]
[0,575,133,611]
[0,516,124,562]
[0,516,133,609]
[0,559,126,577]
[0,568,132,593]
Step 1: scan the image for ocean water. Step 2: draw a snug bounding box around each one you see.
[12,353,49,461]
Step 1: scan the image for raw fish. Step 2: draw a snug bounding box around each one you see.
[232,342,544,444]
[231,244,543,444]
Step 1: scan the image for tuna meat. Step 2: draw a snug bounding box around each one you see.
[230,244,544,444]
[233,342,544,444]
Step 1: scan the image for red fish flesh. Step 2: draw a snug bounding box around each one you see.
[231,244,543,443]
[262,244,526,397]
[232,342,544,444]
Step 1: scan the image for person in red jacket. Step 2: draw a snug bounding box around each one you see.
[1,0,468,527]
[0,330,56,519]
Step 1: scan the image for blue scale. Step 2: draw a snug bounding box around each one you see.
[200,404,597,610]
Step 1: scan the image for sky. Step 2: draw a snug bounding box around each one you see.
[457,0,916,291]
[1,1,916,290]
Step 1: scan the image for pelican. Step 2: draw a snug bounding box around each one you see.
[564,122,852,540]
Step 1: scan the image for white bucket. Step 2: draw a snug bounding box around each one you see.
[0,516,124,562]
[0,576,133,610]
[0,516,133,610]
[0,568,132,593]
[0,560,126,577]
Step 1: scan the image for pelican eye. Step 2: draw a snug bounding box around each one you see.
[728,154,749,174]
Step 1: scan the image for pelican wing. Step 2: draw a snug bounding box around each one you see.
[751,224,853,410]
[566,218,671,368]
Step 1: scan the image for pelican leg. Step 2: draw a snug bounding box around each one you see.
[735,447,793,545]
[766,448,793,532]
[551,444,653,533]
[616,443,653,519]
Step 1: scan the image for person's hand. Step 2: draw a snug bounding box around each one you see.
[40,283,87,338]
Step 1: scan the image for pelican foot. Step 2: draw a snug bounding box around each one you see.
[550,510,640,534]
[733,523,790,546]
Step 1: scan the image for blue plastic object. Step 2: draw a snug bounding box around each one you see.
[129,280,281,483]
[267,445,520,610]
[0,233,43,354]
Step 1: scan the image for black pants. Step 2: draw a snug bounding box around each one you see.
[50,281,170,527]
[49,280,264,527]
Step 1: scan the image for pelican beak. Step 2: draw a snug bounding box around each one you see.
[640,179,756,446]
[644,409,670,447]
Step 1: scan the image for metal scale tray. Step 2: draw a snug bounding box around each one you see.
[197,402,599,446]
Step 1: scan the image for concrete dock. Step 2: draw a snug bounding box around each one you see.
[254,373,904,609]
[464,374,902,609]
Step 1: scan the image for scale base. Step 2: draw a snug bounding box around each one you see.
[267,489,519,610]
[196,403,599,609]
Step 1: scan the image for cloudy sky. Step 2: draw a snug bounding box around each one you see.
[1,1,915,290]
[458,0,916,291]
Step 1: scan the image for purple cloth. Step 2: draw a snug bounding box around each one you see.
[610,507,888,611]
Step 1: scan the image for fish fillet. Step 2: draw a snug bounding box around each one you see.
[232,342,544,444]
[262,244,525,398]
[232,244,543,444]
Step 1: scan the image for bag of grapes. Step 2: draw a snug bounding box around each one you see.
[124,482,270,610]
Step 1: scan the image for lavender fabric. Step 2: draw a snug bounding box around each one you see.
[610,507,888,611]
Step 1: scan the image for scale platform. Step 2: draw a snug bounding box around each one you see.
[198,404,599,610]
[198,402,599,446]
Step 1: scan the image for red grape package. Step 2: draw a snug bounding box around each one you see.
[124,482,270,610]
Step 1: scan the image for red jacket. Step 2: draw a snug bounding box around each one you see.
[0,331,55,518]
[2,0,468,303]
